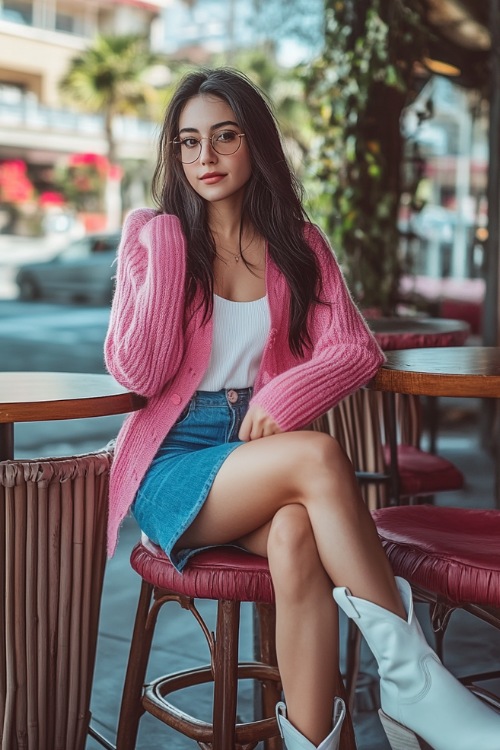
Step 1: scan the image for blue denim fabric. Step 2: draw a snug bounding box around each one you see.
[132,388,251,572]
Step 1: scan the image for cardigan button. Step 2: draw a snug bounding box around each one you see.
[171,394,181,405]
[262,372,271,384]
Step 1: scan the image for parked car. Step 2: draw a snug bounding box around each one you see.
[16,232,121,304]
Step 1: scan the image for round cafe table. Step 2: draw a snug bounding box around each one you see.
[0,372,144,750]
[369,347,500,506]
[0,371,144,460]
[367,317,471,452]
[371,346,500,397]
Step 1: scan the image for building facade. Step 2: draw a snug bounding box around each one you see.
[0,0,168,232]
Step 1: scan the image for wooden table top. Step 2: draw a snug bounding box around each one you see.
[370,347,500,398]
[367,317,470,350]
[0,372,145,423]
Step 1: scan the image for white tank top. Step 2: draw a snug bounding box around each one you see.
[198,294,271,390]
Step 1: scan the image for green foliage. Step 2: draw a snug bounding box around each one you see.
[59,34,164,162]
[304,0,429,312]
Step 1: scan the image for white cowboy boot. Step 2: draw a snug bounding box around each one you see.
[333,577,500,750]
[276,698,346,750]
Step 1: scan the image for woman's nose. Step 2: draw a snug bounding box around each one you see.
[200,138,217,164]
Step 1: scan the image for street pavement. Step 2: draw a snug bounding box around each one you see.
[0,261,499,748]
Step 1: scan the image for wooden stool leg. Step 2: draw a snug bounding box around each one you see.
[345,620,362,714]
[116,581,156,750]
[255,602,282,750]
[213,600,240,750]
[336,669,358,750]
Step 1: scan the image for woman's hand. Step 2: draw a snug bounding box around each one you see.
[238,404,282,441]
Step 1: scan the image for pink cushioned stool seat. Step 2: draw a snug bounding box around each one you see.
[373,505,500,608]
[383,445,464,498]
[372,505,500,707]
[131,537,275,603]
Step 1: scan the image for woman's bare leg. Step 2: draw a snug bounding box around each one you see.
[176,431,405,742]
[178,431,404,615]
[254,505,340,744]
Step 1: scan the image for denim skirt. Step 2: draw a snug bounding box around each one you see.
[132,388,251,572]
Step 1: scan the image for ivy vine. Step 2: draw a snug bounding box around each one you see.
[304,0,430,313]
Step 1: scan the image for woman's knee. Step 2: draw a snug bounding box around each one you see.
[290,431,354,497]
[267,504,327,596]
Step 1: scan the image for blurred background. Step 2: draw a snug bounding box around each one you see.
[0,0,494,336]
[1,0,496,448]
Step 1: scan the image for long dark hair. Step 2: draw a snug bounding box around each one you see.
[152,67,321,356]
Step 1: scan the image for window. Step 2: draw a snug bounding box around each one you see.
[59,239,91,262]
[0,82,25,103]
[91,235,120,253]
[55,12,74,34]
[1,1,33,25]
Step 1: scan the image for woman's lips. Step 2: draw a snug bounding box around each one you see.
[200,173,226,184]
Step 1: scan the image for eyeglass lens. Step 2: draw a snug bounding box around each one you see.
[174,130,245,163]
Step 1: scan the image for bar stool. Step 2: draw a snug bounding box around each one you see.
[373,505,500,709]
[115,537,357,750]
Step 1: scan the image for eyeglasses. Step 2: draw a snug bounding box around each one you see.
[172,129,246,164]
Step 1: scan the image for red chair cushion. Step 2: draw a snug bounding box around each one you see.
[373,505,500,608]
[131,539,275,604]
[384,444,464,496]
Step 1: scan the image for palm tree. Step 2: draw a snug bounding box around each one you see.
[59,34,164,227]
[60,33,162,165]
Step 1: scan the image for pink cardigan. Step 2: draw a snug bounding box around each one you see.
[105,208,385,555]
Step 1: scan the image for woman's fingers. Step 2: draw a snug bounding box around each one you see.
[239,405,282,441]
[238,410,253,441]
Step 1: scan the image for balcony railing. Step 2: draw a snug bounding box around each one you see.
[0,98,158,153]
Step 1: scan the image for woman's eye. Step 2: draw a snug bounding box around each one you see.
[182,138,199,149]
[215,130,237,143]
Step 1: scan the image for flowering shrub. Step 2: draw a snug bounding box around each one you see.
[0,160,35,204]
[59,152,112,212]
[38,191,65,207]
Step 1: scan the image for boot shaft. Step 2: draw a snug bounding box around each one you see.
[276,698,345,750]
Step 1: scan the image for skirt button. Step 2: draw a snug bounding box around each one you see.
[227,389,238,403]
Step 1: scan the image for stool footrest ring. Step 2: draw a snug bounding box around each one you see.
[143,662,282,744]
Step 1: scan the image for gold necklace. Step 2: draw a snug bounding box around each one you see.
[216,243,248,263]
[214,229,253,264]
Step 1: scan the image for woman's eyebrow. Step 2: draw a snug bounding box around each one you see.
[211,120,240,130]
[179,120,240,134]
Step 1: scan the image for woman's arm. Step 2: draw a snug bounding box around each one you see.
[251,225,385,430]
[104,208,188,397]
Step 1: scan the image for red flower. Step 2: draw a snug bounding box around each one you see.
[0,160,34,203]
[68,152,110,174]
[39,191,65,206]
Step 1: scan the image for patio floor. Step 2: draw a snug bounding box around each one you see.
[86,397,500,749]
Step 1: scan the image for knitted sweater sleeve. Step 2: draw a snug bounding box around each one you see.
[104,208,187,397]
[251,225,385,430]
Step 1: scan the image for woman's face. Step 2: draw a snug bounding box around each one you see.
[177,94,252,206]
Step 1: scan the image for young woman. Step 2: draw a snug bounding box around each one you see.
[105,68,500,750]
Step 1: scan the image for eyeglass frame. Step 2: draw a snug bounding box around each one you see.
[171,130,246,164]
